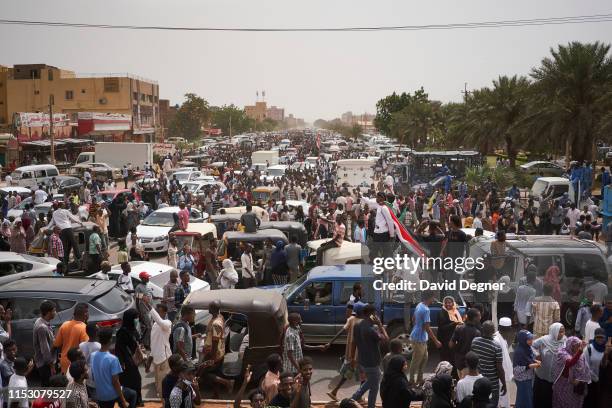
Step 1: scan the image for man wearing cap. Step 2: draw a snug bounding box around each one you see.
[135,271,155,349]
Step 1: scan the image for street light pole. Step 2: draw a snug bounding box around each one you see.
[49,94,55,164]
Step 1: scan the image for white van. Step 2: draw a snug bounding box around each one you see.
[531,177,581,207]
[336,159,375,190]
[10,164,60,188]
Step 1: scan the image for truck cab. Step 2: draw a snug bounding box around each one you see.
[273,265,466,343]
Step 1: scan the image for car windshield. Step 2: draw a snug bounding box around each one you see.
[183,183,200,193]
[283,274,307,297]
[143,212,175,227]
[20,253,49,264]
[531,180,548,196]
[15,197,32,210]
[268,168,285,177]
[10,170,23,180]
[174,173,190,181]
[95,193,114,203]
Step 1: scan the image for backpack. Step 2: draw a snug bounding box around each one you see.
[169,320,190,353]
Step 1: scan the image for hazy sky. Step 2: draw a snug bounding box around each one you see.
[2,1,612,121]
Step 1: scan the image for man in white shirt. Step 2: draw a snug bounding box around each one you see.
[584,305,603,342]
[362,192,396,260]
[117,262,134,293]
[566,203,581,234]
[142,297,172,398]
[240,244,256,288]
[455,352,483,404]
[34,185,48,205]
[47,202,84,266]
[8,357,31,408]
[472,212,483,230]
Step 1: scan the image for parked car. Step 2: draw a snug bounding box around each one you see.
[54,176,83,194]
[520,161,565,177]
[0,252,61,285]
[170,170,202,184]
[88,261,210,300]
[137,206,207,253]
[7,201,54,220]
[0,277,134,359]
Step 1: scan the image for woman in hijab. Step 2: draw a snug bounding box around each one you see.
[422,361,454,408]
[0,219,11,250]
[532,322,566,408]
[438,296,463,366]
[115,308,144,405]
[551,336,591,408]
[430,373,453,408]
[217,258,239,289]
[380,355,423,408]
[544,265,562,302]
[9,218,26,253]
[458,377,495,408]
[270,240,289,285]
[513,330,539,408]
[583,328,606,408]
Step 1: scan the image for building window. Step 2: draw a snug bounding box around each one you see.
[81,89,86,94]
[133,92,138,101]
[104,78,119,92]
[30,69,40,79]
[141,94,146,102]
[65,90,74,100]
[34,90,40,95]
[48,70,53,81]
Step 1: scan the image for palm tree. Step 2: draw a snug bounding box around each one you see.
[529,42,612,162]
[449,76,531,166]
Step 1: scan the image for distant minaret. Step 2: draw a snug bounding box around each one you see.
[256,91,259,102]
[262,90,266,101]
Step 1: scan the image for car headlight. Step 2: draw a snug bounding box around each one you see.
[153,236,167,242]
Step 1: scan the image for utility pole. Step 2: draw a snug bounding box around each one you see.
[462,82,470,102]
[49,94,55,164]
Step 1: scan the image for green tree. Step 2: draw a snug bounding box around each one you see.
[347,123,362,142]
[374,88,430,135]
[168,93,210,141]
[210,104,253,136]
[528,42,612,162]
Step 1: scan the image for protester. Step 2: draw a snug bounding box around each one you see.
[437,296,463,367]
[471,321,506,406]
[380,355,423,408]
[409,291,443,384]
[551,336,591,408]
[422,361,453,408]
[33,300,57,387]
[54,303,89,374]
[513,330,540,408]
[455,352,483,404]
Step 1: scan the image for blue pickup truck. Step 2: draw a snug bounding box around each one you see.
[267,264,466,344]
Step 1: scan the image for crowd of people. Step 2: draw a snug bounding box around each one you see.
[0,131,612,408]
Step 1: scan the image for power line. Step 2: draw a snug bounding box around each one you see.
[1,13,612,32]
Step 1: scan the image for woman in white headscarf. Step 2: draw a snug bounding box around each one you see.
[217,258,239,289]
[532,322,566,408]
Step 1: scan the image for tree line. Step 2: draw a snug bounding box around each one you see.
[167,94,281,141]
[373,42,612,165]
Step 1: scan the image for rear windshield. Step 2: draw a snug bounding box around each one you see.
[91,287,132,314]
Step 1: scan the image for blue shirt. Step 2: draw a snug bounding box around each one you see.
[90,351,123,402]
[410,302,431,343]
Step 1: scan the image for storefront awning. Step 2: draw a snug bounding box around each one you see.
[20,140,67,148]
[61,138,95,145]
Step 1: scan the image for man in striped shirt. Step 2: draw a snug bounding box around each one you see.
[531,283,561,337]
[470,321,507,406]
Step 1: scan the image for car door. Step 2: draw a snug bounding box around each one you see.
[287,280,336,342]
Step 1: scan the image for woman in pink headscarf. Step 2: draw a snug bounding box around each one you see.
[551,336,591,408]
[544,265,562,302]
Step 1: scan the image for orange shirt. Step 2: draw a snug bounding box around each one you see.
[53,320,88,373]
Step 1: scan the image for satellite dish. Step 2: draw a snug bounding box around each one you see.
[497,275,512,294]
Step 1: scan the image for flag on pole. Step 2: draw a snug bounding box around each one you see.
[386,204,426,257]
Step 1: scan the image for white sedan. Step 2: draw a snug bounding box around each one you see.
[89,261,210,300]
[136,206,208,253]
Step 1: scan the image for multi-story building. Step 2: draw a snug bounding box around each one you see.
[266,105,284,122]
[244,101,268,122]
[1,64,160,141]
[159,99,178,139]
[341,111,353,124]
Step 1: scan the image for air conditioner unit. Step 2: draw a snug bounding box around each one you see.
[99,97,108,105]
